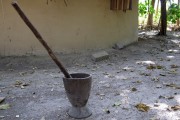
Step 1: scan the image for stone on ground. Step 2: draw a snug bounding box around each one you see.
[113,42,126,50]
[92,51,109,62]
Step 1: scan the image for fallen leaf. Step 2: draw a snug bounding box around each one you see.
[80,64,87,67]
[132,81,141,84]
[91,69,96,71]
[165,83,175,87]
[122,107,129,110]
[140,72,151,76]
[75,63,80,66]
[156,84,162,88]
[171,64,179,68]
[175,86,180,89]
[103,109,110,114]
[146,65,156,70]
[112,101,121,107]
[111,118,117,120]
[159,73,166,76]
[99,94,105,96]
[156,65,164,69]
[149,116,159,120]
[114,92,120,96]
[99,81,106,84]
[93,65,99,68]
[121,77,128,80]
[168,69,178,74]
[135,103,150,112]
[96,92,105,97]
[165,83,180,89]
[19,72,28,76]
[171,105,180,111]
[107,63,113,66]
[103,72,115,78]
[159,95,174,100]
[0,104,10,110]
[20,86,25,89]
[131,87,137,91]
[151,77,159,82]
[154,103,160,107]
[136,80,142,83]
[15,80,23,86]
[108,75,115,78]
[159,95,165,99]
[15,80,30,88]
[136,61,156,65]
[123,66,134,71]
[160,49,164,52]
[103,84,111,88]
[32,67,38,70]
[0,97,5,103]
[166,59,171,61]
[53,76,60,78]
[103,72,110,75]
[168,49,174,53]
[167,96,174,100]
[21,83,29,87]
[167,106,172,111]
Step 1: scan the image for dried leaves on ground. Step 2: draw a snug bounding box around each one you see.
[135,103,150,112]
[0,104,10,110]
[171,64,179,68]
[112,101,121,107]
[0,97,10,110]
[165,83,180,89]
[15,80,30,89]
[171,105,180,111]
[103,108,111,114]
[146,65,164,70]
[167,105,180,111]
[0,97,5,103]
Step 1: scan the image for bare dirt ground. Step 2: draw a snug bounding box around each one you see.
[0,31,180,120]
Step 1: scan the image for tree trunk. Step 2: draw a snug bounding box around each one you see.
[147,0,156,28]
[156,0,160,16]
[159,0,167,35]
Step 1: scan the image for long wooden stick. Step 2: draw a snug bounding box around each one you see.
[12,1,71,78]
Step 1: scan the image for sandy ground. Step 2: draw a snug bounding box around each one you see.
[0,31,180,120]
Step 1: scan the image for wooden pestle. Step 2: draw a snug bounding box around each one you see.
[12,1,71,78]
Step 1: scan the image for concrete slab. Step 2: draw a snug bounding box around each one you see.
[92,51,109,62]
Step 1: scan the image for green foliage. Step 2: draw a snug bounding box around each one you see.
[139,2,148,16]
[168,3,180,23]
[138,0,155,17]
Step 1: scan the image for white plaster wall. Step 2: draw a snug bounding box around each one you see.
[0,0,138,56]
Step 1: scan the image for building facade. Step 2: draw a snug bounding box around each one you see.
[0,0,138,56]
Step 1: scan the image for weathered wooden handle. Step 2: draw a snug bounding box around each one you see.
[12,1,71,78]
